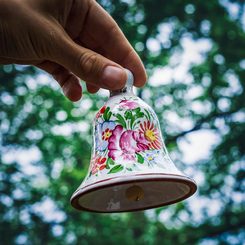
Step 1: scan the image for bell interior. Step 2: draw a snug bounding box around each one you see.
[72,175,196,212]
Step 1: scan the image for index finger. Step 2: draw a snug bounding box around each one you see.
[78,0,147,87]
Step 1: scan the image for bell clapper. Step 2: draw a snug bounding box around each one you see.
[125,185,144,202]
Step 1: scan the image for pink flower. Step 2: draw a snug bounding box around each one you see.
[108,125,149,162]
[119,100,138,109]
[139,121,162,149]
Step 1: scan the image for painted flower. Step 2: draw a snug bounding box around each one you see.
[145,150,159,166]
[108,125,149,162]
[143,150,167,169]
[119,99,138,109]
[91,156,107,174]
[95,105,106,119]
[95,121,116,151]
[102,128,113,141]
[139,121,162,149]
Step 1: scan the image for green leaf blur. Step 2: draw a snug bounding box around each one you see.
[0,0,244,244]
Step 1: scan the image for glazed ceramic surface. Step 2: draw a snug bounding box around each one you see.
[79,78,182,189]
[71,70,197,212]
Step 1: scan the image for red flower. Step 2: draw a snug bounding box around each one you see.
[96,106,106,119]
[91,156,107,174]
[100,106,106,114]
[139,121,162,149]
[102,128,113,141]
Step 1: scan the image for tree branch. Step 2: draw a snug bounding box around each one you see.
[166,110,238,144]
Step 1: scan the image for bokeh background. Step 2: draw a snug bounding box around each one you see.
[0,0,244,244]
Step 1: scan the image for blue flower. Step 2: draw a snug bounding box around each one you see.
[95,121,116,151]
[144,150,160,167]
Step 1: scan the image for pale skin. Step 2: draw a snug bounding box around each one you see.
[0,0,147,101]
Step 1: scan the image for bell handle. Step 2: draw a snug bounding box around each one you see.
[110,69,134,96]
[124,69,134,89]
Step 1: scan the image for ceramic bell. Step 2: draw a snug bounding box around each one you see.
[71,69,197,212]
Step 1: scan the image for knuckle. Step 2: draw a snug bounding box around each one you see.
[78,52,100,78]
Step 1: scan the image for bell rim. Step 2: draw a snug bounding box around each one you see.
[70,173,197,213]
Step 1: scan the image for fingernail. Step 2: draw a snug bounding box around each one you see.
[101,66,126,89]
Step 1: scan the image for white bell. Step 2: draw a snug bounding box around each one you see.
[71,69,197,212]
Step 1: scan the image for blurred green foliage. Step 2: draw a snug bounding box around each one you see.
[0,0,244,244]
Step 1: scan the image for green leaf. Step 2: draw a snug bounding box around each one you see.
[106,157,115,166]
[115,114,127,128]
[144,109,151,120]
[108,164,124,174]
[103,107,110,121]
[134,107,141,113]
[136,153,144,164]
[124,110,133,120]
[138,112,144,118]
[130,117,135,129]
[107,111,112,120]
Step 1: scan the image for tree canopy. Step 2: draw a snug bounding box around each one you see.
[0,0,244,244]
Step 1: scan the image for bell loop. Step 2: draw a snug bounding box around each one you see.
[110,69,134,97]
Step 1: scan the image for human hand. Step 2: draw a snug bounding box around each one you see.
[0,0,146,101]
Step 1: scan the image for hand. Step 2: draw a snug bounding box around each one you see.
[0,0,147,101]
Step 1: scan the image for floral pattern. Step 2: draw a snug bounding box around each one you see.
[108,125,149,162]
[91,156,107,174]
[144,150,163,167]
[119,99,138,109]
[139,121,162,149]
[95,105,106,119]
[95,121,116,151]
[89,98,165,177]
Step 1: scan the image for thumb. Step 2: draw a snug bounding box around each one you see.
[51,38,127,91]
